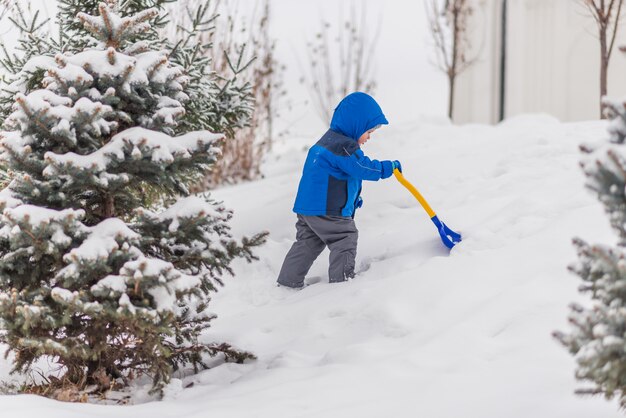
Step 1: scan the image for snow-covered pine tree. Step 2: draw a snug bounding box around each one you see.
[554,72,626,406]
[1,0,253,141]
[0,1,266,395]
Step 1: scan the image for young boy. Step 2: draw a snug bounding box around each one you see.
[277,92,402,289]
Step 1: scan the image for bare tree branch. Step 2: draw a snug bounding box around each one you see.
[0,0,16,36]
[608,0,624,59]
[170,0,286,186]
[301,1,381,123]
[580,0,625,118]
[426,0,478,120]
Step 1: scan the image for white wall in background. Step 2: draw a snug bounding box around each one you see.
[455,0,626,124]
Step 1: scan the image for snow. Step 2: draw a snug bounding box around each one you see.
[18,56,56,75]
[42,49,188,105]
[0,187,23,210]
[91,275,127,295]
[2,205,84,228]
[2,92,114,150]
[107,254,204,314]
[49,57,95,87]
[77,5,158,44]
[0,116,623,416]
[50,287,77,303]
[64,217,139,262]
[3,56,56,95]
[148,195,228,229]
[43,127,223,176]
[118,293,137,314]
[120,257,172,279]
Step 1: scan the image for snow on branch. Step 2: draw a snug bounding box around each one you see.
[3,204,84,229]
[0,204,86,254]
[91,254,202,315]
[43,126,223,177]
[140,195,228,229]
[2,91,116,150]
[64,217,139,263]
[77,3,159,49]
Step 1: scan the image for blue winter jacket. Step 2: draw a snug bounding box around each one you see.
[293,92,393,217]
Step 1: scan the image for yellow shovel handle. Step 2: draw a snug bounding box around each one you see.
[393,169,436,218]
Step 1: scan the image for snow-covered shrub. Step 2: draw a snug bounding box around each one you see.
[555,91,626,407]
[0,1,266,397]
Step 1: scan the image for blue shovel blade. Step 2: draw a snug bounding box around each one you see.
[431,215,462,249]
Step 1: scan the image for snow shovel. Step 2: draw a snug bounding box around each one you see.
[393,168,462,249]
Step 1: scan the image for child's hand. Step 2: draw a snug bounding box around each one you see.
[356,196,363,209]
[392,160,402,173]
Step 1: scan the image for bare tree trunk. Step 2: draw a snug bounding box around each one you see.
[448,74,455,119]
[426,0,478,124]
[449,5,460,120]
[580,0,624,119]
[267,89,273,152]
[600,25,609,118]
[104,194,115,218]
[303,2,381,123]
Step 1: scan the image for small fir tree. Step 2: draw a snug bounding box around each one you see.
[0,1,266,396]
[554,56,626,406]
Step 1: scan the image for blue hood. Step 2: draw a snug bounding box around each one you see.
[330,92,389,141]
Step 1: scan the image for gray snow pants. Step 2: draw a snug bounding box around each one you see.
[277,214,358,287]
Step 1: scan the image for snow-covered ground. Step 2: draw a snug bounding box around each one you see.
[1,116,623,417]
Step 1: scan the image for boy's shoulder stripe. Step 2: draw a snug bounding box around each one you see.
[316,129,359,156]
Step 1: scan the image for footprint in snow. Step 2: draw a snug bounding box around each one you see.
[304,276,323,286]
